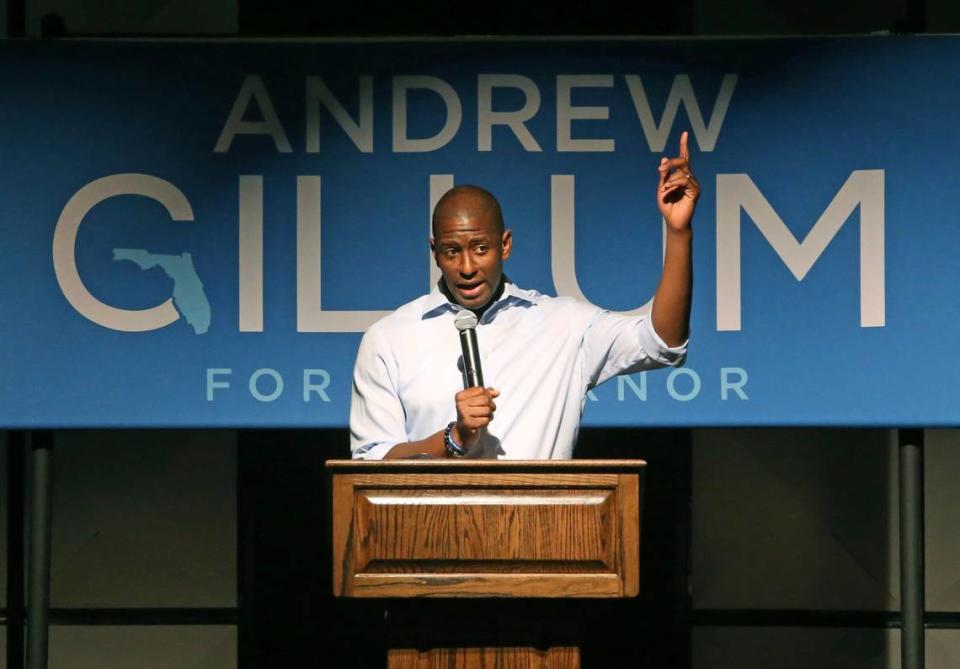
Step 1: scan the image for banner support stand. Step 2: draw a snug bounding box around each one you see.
[898,428,924,669]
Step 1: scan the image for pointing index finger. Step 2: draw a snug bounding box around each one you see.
[680,130,690,164]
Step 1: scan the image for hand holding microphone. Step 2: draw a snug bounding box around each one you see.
[454,387,499,451]
[451,311,499,452]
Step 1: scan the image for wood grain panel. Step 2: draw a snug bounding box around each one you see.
[345,473,621,488]
[619,474,641,597]
[329,461,643,598]
[356,489,615,568]
[353,572,624,598]
[388,646,580,669]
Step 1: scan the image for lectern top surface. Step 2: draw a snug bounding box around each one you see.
[324,459,646,472]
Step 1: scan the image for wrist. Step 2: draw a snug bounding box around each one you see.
[443,422,468,458]
[665,225,693,240]
[455,421,482,451]
[451,422,470,447]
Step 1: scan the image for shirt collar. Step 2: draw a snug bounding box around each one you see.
[421,277,540,321]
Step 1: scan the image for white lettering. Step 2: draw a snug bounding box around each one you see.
[392,76,462,152]
[303,369,332,402]
[716,170,885,330]
[213,73,736,155]
[721,367,749,400]
[556,75,615,152]
[238,175,264,332]
[667,368,701,401]
[52,174,193,332]
[206,368,232,401]
[617,374,647,401]
[214,75,292,153]
[477,74,542,152]
[306,76,374,153]
[625,74,737,152]
[296,176,390,332]
[551,174,662,316]
[249,368,283,402]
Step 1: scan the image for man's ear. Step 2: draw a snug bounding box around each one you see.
[429,238,440,265]
[501,230,513,261]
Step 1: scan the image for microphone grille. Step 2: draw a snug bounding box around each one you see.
[454,310,478,332]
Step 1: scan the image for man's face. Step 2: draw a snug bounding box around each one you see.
[431,210,512,310]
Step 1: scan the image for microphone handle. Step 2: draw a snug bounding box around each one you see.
[459,328,484,388]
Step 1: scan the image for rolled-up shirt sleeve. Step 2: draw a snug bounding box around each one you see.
[582,305,688,389]
[349,327,407,460]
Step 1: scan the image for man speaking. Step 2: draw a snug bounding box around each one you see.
[350,132,698,459]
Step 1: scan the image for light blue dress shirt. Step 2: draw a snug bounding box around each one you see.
[350,281,687,460]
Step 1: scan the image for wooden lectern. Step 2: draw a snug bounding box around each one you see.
[327,459,645,668]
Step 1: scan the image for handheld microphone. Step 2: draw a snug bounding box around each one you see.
[454,310,484,388]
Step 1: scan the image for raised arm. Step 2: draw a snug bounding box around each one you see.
[651,131,699,347]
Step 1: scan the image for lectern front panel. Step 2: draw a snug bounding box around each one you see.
[328,461,643,598]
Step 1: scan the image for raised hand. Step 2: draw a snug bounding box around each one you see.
[657,130,700,232]
[454,386,499,450]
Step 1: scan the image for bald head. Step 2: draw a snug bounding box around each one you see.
[431,185,504,239]
[430,185,513,311]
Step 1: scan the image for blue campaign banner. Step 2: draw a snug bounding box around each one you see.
[0,36,956,428]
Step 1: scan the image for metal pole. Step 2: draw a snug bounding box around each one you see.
[26,431,53,669]
[7,432,26,669]
[898,428,925,669]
